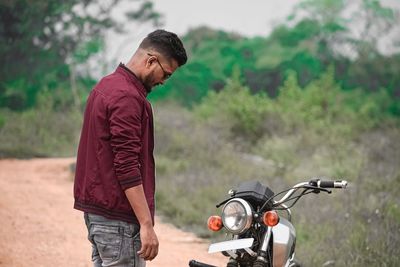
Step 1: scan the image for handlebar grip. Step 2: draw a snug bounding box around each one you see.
[319,180,335,188]
[189,260,217,267]
[310,179,348,188]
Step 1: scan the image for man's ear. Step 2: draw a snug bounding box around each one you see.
[146,55,157,67]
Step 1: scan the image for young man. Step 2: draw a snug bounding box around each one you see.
[73,29,187,266]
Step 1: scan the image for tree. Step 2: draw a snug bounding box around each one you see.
[288,0,400,58]
[0,0,162,110]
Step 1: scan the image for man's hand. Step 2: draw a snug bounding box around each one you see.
[124,185,159,261]
[138,224,159,261]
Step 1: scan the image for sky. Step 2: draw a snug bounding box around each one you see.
[151,0,297,37]
[100,0,298,72]
[94,0,399,76]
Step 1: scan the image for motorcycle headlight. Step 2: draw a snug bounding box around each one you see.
[222,198,253,234]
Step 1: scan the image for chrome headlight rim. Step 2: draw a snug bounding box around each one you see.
[221,198,253,234]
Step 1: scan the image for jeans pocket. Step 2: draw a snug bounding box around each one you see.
[91,224,123,262]
[132,232,145,267]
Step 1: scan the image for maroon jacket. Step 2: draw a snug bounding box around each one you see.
[74,64,155,224]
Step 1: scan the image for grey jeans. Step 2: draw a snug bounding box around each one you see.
[84,213,146,267]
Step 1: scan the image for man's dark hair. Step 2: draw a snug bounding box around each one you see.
[139,29,187,66]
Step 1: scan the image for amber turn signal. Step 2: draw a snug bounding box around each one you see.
[207,215,223,231]
[263,211,280,227]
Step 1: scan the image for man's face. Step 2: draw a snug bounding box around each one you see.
[144,53,179,92]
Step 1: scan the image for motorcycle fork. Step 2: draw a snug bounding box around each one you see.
[255,226,273,265]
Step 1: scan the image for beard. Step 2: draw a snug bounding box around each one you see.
[144,84,152,93]
[142,76,153,93]
[142,73,160,93]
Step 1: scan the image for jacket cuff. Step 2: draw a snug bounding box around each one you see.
[119,176,142,190]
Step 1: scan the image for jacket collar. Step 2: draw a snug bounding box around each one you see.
[117,63,148,97]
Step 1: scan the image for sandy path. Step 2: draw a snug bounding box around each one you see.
[0,158,226,267]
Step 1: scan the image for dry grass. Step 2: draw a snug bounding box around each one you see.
[153,102,400,266]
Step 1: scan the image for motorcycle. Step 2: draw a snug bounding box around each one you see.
[189,178,348,267]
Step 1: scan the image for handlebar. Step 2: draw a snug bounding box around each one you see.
[189,260,216,267]
[273,178,348,206]
[310,179,348,189]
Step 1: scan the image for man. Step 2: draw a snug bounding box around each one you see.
[73,29,187,267]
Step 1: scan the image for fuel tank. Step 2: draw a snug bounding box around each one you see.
[272,217,296,267]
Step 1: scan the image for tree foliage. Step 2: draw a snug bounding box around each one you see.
[0,0,162,110]
[150,0,400,117]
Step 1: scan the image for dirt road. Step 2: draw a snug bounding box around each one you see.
[0,158,226,267]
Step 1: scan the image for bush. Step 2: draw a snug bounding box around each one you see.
[0,90,82,158]
[194,67,272,146]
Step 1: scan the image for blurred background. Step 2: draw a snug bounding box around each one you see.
[1,0,399,266]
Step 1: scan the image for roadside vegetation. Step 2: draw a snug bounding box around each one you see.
[154,69,400,266]
[1,0,399,266]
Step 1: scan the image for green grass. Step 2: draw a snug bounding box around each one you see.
[0,92,82,158]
